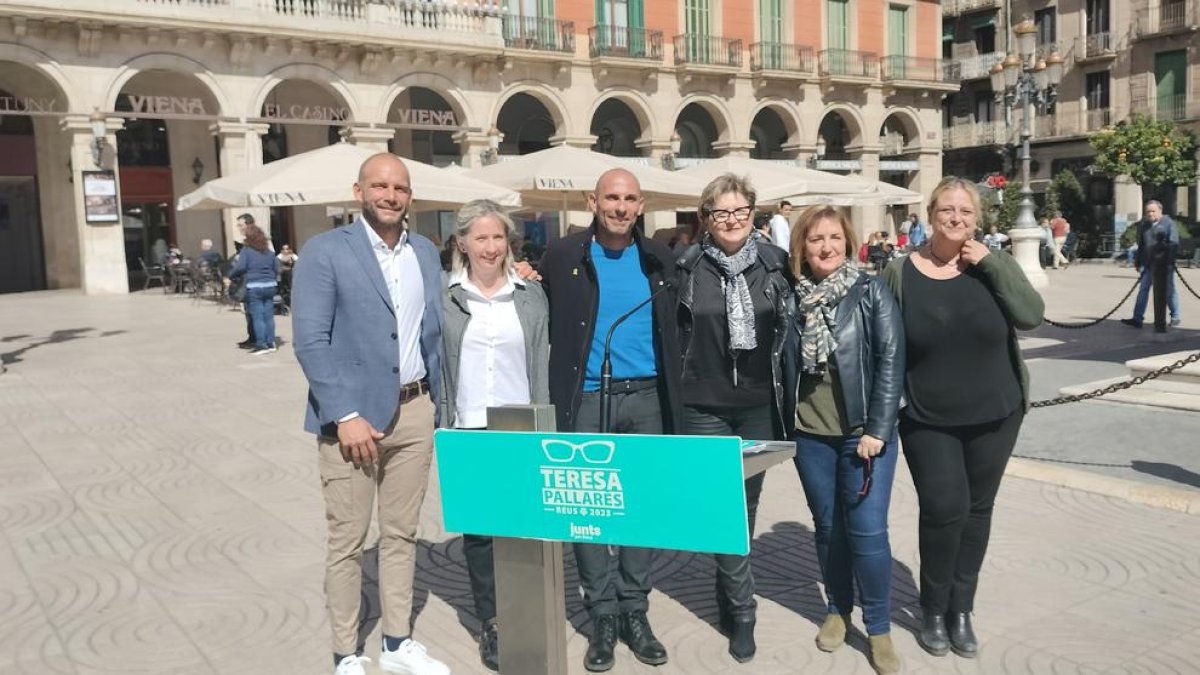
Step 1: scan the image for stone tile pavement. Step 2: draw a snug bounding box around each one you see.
[1,275,1198,674]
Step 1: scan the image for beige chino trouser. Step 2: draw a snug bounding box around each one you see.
[319,394,435,655]
[1052,235,1069,267]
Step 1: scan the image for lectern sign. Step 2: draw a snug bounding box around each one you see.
[435,430,750,555]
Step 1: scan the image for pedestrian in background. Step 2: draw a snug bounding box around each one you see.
[881,177,1043,661]
[785,205,904,674]
[226,223,279,355]
[1049,211,1070,269]
[1122,199,1181,328]
[769,200,792,249]
[439,199,549,672]
[675,174,794,663]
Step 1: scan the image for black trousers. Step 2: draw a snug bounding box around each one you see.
[682,404,772,620]
[463,533,496,624]
[899,409,1024,614]
[571,385,663,617]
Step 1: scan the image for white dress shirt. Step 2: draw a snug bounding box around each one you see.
[769,213,791,249]
[450,271,530,429]
[364,221,426,386]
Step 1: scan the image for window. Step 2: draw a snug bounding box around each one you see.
[942,20,954,60]
[974,90,993,123]
[1085,0,1109,35]
[888,5,908,57]
[1155,50,1188,121]
[685,0,711,36]
[760,0,783,44]
[973,25,995,55]
[1085,71,1110,109]
[827,0,849,50]
[1034,8,1056,47]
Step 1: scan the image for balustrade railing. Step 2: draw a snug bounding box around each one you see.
[749,42,815,73]
[673,34,743,67]
[948,52,1003,80]
[589,25,663,60]
[881,55,951,82]
[1136,1,1197,37]
[818,49,878,78]
[502,15,574,53]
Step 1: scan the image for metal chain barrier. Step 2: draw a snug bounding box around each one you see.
[1177,266,1200,301]
[1042,269,1145,329]
[1030,350,1200,408]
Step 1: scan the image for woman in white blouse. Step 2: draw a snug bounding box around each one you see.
[439,199,549,673]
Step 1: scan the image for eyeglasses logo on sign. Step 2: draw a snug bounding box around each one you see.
[539,440,626,530]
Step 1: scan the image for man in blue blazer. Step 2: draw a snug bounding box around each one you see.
[292,154,450,675]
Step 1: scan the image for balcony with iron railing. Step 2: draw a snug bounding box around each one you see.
[942,120,1009,150]
[1074,32,1116,62]
[27,0,505,50]
[1153,93,1200,122]
[673,34,743,69]
[749,42,815,76]
[1086,108,1113,129]
[946,52,1004,80]
[588,25,663,61]
[880,56,960,90]
[502,15,574,53]
[1035,41,1059,60]
[818,49,878,81]
[1135,1,1199,38]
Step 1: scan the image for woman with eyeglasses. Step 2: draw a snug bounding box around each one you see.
[674,173,794,663]
[439,199,550,672]
[880,177,1042,660]
[781,205,905,674]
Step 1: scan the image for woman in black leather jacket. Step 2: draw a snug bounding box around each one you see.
[781,205,905,674]
[676,173,794,664]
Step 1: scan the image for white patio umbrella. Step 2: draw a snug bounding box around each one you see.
[176,142,520,213]
[462,145,707,213]
[786,180,922,206]
[674,156,878,204]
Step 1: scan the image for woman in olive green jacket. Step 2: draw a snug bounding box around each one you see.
[880,177,1043,661]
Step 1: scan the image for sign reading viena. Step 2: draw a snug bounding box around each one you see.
[110,94,462,128]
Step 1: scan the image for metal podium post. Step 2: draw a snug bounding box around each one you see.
[486,405,566,675]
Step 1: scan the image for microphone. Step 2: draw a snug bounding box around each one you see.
[599,277,676,433]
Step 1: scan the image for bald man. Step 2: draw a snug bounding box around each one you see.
[539,168,683,671]
[292,154,450,675]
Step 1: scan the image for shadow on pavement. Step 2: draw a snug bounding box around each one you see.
[1022,322,1200,364]
[0,328,129,366]
[1130,460,1200,490]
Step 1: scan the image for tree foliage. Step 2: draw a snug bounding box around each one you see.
[994,182,1023,232]
[1090,114,1196,188]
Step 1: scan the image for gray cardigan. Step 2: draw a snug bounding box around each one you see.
[439,277,551,428]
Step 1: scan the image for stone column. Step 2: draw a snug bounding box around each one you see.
[634,138,679,236]
[211,121,268,256]
[342,126,396,153]
[453,130,497,169]
[62,114,128,295]
[712,140,756,158]
[857,145,885,241]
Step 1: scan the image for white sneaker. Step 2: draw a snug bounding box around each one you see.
[379,638,451,675]
[334,654,370,675]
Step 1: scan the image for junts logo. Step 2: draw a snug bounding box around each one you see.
[538,438,625,516]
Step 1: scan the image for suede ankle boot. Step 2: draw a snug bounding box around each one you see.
[815,613,851,652]
[868,633,901,674]
[728,616,756,663]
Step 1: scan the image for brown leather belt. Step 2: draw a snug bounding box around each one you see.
[399,379,430,404]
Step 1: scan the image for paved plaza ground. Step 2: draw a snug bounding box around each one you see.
[1,261,1198,674]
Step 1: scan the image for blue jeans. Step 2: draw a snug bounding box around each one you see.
[794,431,898,635]
[246,285,277,348]
[1132,267,1180,324]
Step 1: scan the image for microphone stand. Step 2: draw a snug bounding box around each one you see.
[598,279,674,433]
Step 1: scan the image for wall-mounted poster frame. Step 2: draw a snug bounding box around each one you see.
[82,171,119,224]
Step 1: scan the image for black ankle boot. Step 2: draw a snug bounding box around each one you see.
[584,614,617,672]
[619,610,668,665]
[918,611,950,657]
[946,611,979,658]
[728,616,756,663]
[478,619,499,672]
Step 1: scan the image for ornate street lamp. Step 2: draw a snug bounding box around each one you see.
[89,108,107,167]
[989,19,1063,289]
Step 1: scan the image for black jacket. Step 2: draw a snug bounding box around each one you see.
[539,225,683,433]
[782,272,905,440]
[676,241,795,438]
